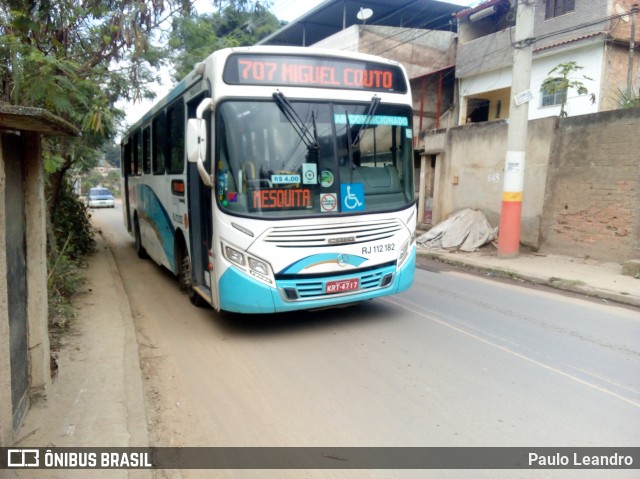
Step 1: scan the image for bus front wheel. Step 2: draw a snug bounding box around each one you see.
[179,250,207,308]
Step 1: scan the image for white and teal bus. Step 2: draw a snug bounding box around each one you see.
[121,46,416,314]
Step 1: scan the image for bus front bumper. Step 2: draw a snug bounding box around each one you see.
[218,248,415,314]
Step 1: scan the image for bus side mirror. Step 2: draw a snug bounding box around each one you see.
[186,97,214,188]
[187,118,206,163]
[186,118,213,188]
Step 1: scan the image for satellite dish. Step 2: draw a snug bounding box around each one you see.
[615,3,630,22]
[357,7,373,23]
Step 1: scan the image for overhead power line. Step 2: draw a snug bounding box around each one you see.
[514,5,640,48]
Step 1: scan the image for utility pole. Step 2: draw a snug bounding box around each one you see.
[498,0,535,258]
[627,4,638,97]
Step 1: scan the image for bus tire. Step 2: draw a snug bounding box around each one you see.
[134,216,148,259]
[179,249,207,308]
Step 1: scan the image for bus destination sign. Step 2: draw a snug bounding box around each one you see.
[223,54,407,93]
[250,187,313,211]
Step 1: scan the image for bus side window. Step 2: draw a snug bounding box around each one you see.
[167,101,185,174]
[123,141,132,176]
[133,130,141,176]
[152,113,166,175]
[142,126,151,174]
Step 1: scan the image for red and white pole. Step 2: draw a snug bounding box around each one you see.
[498,0,535,258]
[498,152,525,256]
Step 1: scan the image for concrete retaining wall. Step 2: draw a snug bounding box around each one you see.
[422,107,640,262]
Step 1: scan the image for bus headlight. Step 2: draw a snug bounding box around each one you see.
[248,257,272,284]
[249,258,269,276]
[398,239,409,266]
[224,245,245,266]
[398,233,415,267]
[222,241,273,285]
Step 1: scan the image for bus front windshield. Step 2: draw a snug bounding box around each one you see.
[216,98,414,218]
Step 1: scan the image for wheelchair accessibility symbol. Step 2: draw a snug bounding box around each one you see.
[340,183,365,211]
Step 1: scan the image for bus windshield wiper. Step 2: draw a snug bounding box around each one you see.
[273,90,319,150]
[345,110,355,173]
[352,95,380,148]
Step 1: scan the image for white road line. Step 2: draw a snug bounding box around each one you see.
[383,296,640,409]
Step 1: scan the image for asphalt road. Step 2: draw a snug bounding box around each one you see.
[91,204,640,479]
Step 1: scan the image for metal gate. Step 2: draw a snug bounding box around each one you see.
[3,134,29,430]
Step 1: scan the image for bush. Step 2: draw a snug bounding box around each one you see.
[614,88,640,109]
[47,183,95,333]
[51,183,95,259]
[48,253,83,330]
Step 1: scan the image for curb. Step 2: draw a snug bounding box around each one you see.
[417,250,640,308]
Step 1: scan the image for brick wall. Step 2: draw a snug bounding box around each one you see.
[601,44,633,111]
[540,108,640,261]
[609,1,640,45]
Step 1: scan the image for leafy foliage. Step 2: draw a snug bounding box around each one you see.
[47,183,95,330]
[613,88,640,109]
[169,0,282,81]
[50,183,95,260]
[0,0,185,332]
[0,0,188,187]
[102,142,121,168]
[82,170,121,196]
[540,61,593,117]
[47,247,83,331]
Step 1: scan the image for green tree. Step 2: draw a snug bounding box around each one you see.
[105,170,122,195]
[0,0,188,212]
[102,142,122,168]
[1,0,189,329]
[540,61,593,117]
[81,173,103,193]
[169,0,282,81]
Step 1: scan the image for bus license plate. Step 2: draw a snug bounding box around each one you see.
[326,278,359,294]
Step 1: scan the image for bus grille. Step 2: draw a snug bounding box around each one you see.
[263,219,402,248]
[277,263,396,300]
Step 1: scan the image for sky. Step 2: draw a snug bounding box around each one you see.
[119,0,478,128]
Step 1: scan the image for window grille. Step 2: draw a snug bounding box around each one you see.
[545,0,575,19]
[540,78,567,107]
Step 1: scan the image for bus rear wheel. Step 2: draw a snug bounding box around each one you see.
[134,216,148,259]
[179,250,207,308]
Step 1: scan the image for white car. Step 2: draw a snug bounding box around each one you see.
[86,187,115,208]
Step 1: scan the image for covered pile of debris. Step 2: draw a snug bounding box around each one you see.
[417,208,498,252]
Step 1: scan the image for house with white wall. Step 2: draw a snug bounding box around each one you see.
[455,0,640,123]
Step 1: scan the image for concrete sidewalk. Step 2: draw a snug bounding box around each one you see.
[417,245,640,308]
[6,233,150,479]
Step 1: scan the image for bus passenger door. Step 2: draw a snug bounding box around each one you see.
[186,96,218,309]
[121,141,132,233]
